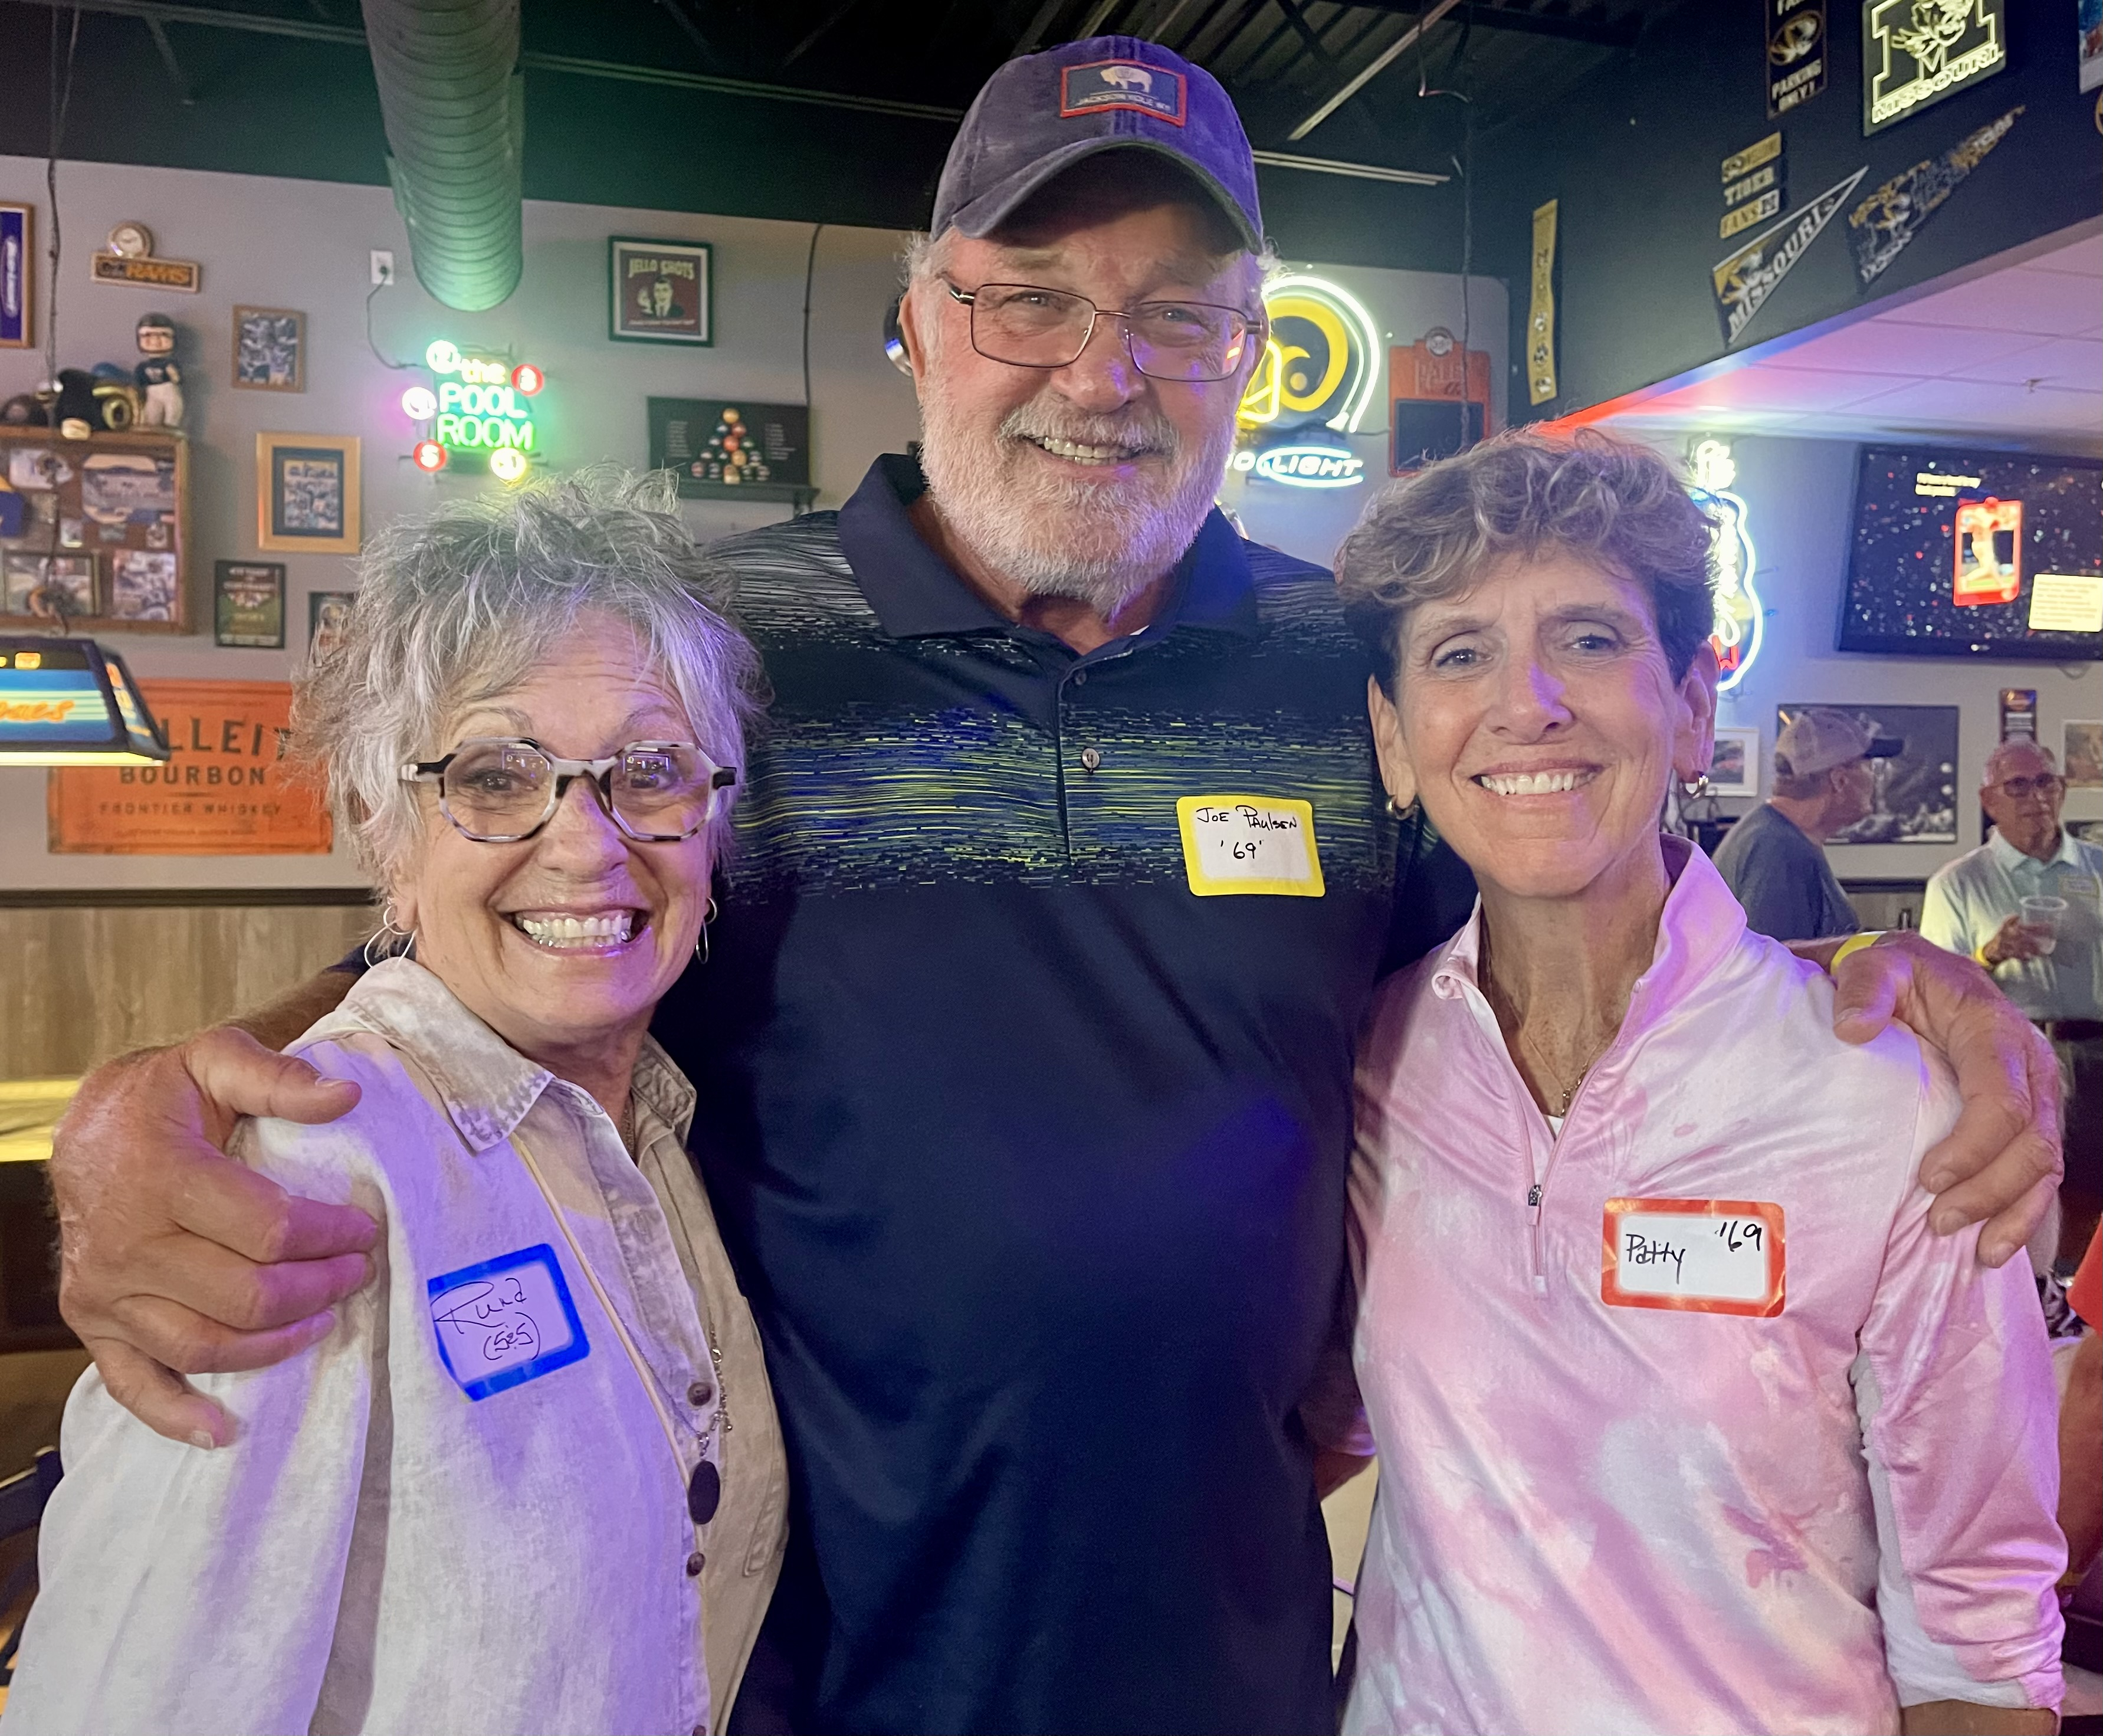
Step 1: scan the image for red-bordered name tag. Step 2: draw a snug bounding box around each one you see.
[1601,1197,1786,1317]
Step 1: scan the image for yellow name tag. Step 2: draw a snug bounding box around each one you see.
[1176,795,1324,897]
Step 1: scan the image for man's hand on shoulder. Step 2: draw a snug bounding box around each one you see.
[53,1012,378,1448]
[1792,930,2061,1268]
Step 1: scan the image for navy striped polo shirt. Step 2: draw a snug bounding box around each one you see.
[653,454,1471,1735]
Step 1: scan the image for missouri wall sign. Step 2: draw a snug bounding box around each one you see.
[1846,106,2022,285]
[1862,0,2006,134]
[1710,166,1867,344]
[1769,0,1828,116]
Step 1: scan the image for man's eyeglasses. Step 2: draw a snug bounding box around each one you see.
[401,739,736,844]
[944,281,1261,383]
[1993,774,2065,799]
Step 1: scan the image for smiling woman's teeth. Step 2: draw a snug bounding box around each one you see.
[513,912,635,949]
[1032,435,1137,464]
[1477,770,1592,796]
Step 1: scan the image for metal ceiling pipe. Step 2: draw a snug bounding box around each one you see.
[360,0,523,311]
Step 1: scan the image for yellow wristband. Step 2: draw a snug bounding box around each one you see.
[1972,939,1996,969]
[1831,931,1885,970]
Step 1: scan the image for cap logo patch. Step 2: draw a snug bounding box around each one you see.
[1060,60,1187,124]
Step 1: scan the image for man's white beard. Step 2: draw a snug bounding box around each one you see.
[917,375,1236,617]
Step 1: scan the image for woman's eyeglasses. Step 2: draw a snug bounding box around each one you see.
[944,280,1261,383]
[400,739,736,843]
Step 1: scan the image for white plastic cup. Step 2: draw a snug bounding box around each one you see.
[2019,894,2067,957]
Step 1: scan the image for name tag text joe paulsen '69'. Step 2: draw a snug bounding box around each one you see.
[1175,795,1326,898]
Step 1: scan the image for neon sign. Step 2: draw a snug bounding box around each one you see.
[1237,274,1381,435]
[1234,444,1366,488]
[1690,439,1763,692]
[401,339,543,483]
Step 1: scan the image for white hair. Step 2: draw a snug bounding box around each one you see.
[293,467,762,885]
[1983,738,2058,787]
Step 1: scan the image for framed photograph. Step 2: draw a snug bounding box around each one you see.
[215,559,286,648]
[232,306,304,392]
[2,551,96,618]
[1707,727,1760,796]
[108,549,179,621]
[307,589,358,665]
[2065,720,2103,789]
[258,433,360,554]
[609,238,712,345]
[1,204,30,348]
[1777,703,1959,844]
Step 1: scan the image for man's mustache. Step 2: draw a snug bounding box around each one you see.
[996,405,1180,461]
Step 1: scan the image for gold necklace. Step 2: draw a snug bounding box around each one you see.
[1478,930,1609,1115]
[1516,1023,1590,1115]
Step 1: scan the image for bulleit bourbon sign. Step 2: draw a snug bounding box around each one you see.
[47,678,332,854]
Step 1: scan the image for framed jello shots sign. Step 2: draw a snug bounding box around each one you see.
[609,238,712,346]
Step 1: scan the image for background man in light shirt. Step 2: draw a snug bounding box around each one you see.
[1713,707,1898,941]
[1924,738,2102,1266]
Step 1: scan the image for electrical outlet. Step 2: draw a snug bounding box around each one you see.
[370,250,395,287]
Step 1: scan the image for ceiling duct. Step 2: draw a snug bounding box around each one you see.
[360,0,523,312]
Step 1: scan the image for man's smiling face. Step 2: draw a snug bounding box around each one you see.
[901,157,1262,616]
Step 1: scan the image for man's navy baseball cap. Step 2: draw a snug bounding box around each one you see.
[932,36,1264,251]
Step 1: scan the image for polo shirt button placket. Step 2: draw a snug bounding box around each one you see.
[1080,747,1101,772]
[685,1550,706,1577]
[687,1378,712,1407]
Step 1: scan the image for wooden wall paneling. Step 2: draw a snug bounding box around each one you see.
[0,901,375,1078]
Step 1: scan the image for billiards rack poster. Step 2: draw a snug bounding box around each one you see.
[647,398,811,501]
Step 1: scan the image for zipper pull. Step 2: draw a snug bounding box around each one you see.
[1525,1184,1548,1294]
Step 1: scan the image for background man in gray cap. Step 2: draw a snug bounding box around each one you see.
[1714,707,1898,941]
[47,35,2062,1736]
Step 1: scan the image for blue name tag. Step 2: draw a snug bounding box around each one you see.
[428,1243,589,1400]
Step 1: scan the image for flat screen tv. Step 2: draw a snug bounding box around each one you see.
[1838,444,2103,662]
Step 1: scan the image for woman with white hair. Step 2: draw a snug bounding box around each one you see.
[6,472,779,1736]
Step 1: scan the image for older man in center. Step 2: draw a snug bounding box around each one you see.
[50,35,2061,1736]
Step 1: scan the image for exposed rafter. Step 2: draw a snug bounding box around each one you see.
[1286,0,1463,140]
[6,0,1454,184]
[1343,0,1642,48]
[141,12,195,103]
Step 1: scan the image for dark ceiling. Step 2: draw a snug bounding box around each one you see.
[0,0,1697,271]
[525,0,1683,165]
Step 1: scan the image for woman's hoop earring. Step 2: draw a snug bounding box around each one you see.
[695,896,719,966]
[364,899,418,969]
[1386,794,1418,819]
[1679,773,1712,801]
